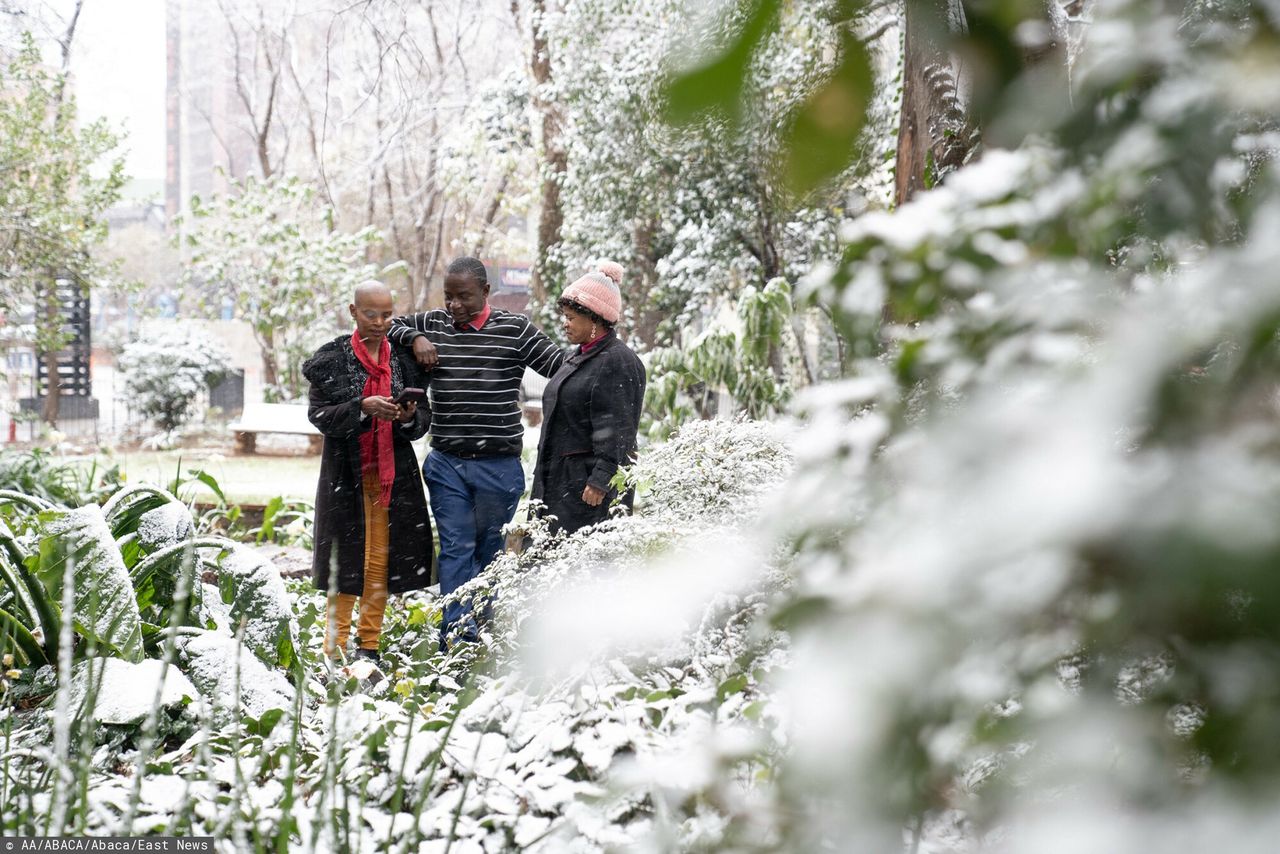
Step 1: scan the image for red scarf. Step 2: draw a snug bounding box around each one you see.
[352,330,395,507]
[580,329,609,354]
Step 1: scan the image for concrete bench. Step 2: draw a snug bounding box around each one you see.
[228,403,322,454]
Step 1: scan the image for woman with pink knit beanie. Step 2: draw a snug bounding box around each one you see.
[529,261,647,535]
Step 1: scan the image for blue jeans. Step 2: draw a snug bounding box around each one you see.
[422,450,525,648]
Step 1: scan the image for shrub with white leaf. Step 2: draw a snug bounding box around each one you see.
[116,328,232,438]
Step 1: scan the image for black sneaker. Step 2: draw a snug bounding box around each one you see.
[354,648,381,666]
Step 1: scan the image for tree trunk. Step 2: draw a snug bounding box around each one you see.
[40,279,61,426]
[472,170,512,257]
[628,218,663,349]
[894,0,977,206]
[259,326,279,397]
[411,120,442,311]
[529,0,565,313]
[757,178,781,282]
[255,70,278,180]
[422,199,449,310]
[790,311,816,386]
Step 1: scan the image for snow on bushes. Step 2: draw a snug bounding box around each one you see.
[116,325,232,444]
[3,418,795,851]
[10,3,1280,847]
[213,544,297,669]
[362,418,795,851]
[37,504,145,663]
[759,3,1280,851]
[69,658,197,726]
[176,630,295,721]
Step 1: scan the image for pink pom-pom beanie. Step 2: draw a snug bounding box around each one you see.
[560,261,624,324]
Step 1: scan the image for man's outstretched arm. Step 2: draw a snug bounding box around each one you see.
[521,320,567,377]
[389,313,439,368]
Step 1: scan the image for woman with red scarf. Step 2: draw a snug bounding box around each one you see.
[303,281,433,665]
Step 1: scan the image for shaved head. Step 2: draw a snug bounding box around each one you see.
[350,280,396,346]
[353,280,393,307]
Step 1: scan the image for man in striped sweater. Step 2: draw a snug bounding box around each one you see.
[388,256,566,650]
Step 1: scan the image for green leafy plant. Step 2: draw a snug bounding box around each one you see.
[162,468,314,550]
[0,449,123,507]
[247,496,315,549]
[0,482,296,672]
[645,277,802,436]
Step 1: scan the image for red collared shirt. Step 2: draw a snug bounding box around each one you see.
[461,302,492,331]
[579,330,609,354]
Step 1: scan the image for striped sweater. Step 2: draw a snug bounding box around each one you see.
[388,308,566,457]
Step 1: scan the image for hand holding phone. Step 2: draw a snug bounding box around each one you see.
[393,387,426,405]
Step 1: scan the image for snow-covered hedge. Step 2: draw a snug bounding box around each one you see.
[117,326,232,442]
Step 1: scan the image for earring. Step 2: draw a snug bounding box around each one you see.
[590,324,598,339]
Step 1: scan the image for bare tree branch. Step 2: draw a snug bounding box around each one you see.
[55,0,82,73]
[49,0,82,107]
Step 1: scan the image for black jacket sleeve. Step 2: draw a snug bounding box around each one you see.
[586,351,644,493]
[308,383,371,439]
[396,355,432,442]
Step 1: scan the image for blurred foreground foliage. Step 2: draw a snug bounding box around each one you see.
[671,0,1280,849]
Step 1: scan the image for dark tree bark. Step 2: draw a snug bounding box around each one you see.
[528,0,565,312]
[894,0,978,206]
[627,218,663,348]
[40,279,62,425]
[472,170,512,257]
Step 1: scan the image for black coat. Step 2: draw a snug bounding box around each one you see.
[530,331,646,535]
[303,336,434,595]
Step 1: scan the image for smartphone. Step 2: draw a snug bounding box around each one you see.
[393,387,427,405]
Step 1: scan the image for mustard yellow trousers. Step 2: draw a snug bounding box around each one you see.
[324,472,389,655]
